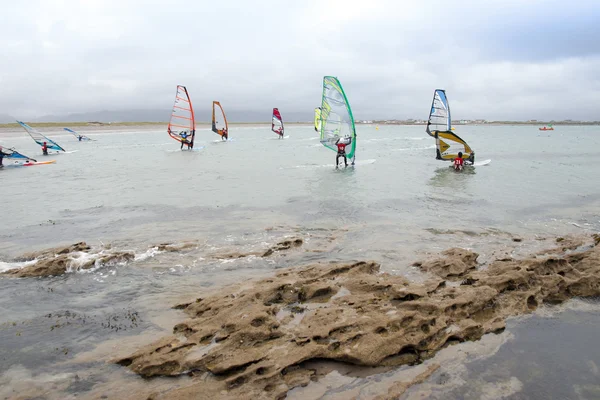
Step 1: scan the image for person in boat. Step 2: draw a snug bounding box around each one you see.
[335,135,352,168]
[42,142,49,155]
[222,129,228,141]
[454,151,464,171]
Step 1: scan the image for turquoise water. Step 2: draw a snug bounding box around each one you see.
[1,124,600,398]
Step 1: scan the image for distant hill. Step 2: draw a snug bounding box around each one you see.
[30,109,314,124]
[0,114,16,124]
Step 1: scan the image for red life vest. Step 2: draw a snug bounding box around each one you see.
[336,143,346,152]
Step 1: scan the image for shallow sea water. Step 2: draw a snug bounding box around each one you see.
[1,124,600,399]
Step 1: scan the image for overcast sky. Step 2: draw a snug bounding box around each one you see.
[2,0,599,121]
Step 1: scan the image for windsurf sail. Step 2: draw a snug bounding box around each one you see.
[318,76,356,160]
[0,147,36,162]
[425,89,473,161]
[64,128,92,141]
[426,89,451,137]
[167,85,195,146]
[435,131,473,161]
[272,108,284,136]
[314,107,322,132]
[17,121,65,152]
[212,101,228,137]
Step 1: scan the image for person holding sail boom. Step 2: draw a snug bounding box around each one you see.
[335,135,352,168]
[222,129,228,141]
[180,132,189,150]
[42,142,48,155]
[454,152,464,171]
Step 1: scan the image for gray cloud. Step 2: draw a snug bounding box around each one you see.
[1,0,599,121]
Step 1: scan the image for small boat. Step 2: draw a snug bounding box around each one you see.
[539,124,554,131]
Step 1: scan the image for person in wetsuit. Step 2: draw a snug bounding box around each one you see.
[466,151,475,165]
[335,136,352,168]
[180,132,189,150]
[454,151,464,171]
[42,142,49,155]
[0,146,5,167]
[222,129,228,141]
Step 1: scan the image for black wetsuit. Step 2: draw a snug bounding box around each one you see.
[0,151,4,166]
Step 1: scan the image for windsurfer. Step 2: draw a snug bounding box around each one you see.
[222,129,228,141]
[180,132,189,150]
[42,142,48,156]
[454,152,464,171]
[0,146,5,167]
[466,151,475,165]
[335,136,352,168]
[78,135,83,141]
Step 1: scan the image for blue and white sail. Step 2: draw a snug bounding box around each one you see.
[0,146,36,162]
[64,127,92,141]
[425,89,451,137]
[17,121,65,152]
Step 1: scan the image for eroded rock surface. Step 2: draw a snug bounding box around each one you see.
[413,248,479,279]
[116,237,600,399]
[212,237,303,259]
[2,242,134,278]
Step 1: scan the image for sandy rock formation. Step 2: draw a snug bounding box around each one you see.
[2,242,134,278]
[116,236,600,400]
[212,238,303,259]
[412,248,479,279]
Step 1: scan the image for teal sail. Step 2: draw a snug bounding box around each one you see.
[17,121,65,151]
[319,76,356,160]
[0,146,35,161]
[64,128,93,141]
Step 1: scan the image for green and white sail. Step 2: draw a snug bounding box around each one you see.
[314,107,321,132]
[318,76,356,160]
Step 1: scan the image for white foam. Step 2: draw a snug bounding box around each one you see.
[134,247,165,262]
[0,259,37,273]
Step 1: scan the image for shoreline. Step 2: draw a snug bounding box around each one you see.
[2,233,599,399]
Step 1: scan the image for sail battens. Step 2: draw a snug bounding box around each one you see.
[18,121,65,151]
[318,76,356,160]
[212,101,228,137]
[167,85,195,145]
[64,128,92,141]
[425,89,473,161]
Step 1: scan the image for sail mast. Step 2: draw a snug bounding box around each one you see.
[17,121,65,152]
[167,85,195,146]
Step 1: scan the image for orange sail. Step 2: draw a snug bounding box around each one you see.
[167,85,195,146]
[212,101,229,138]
